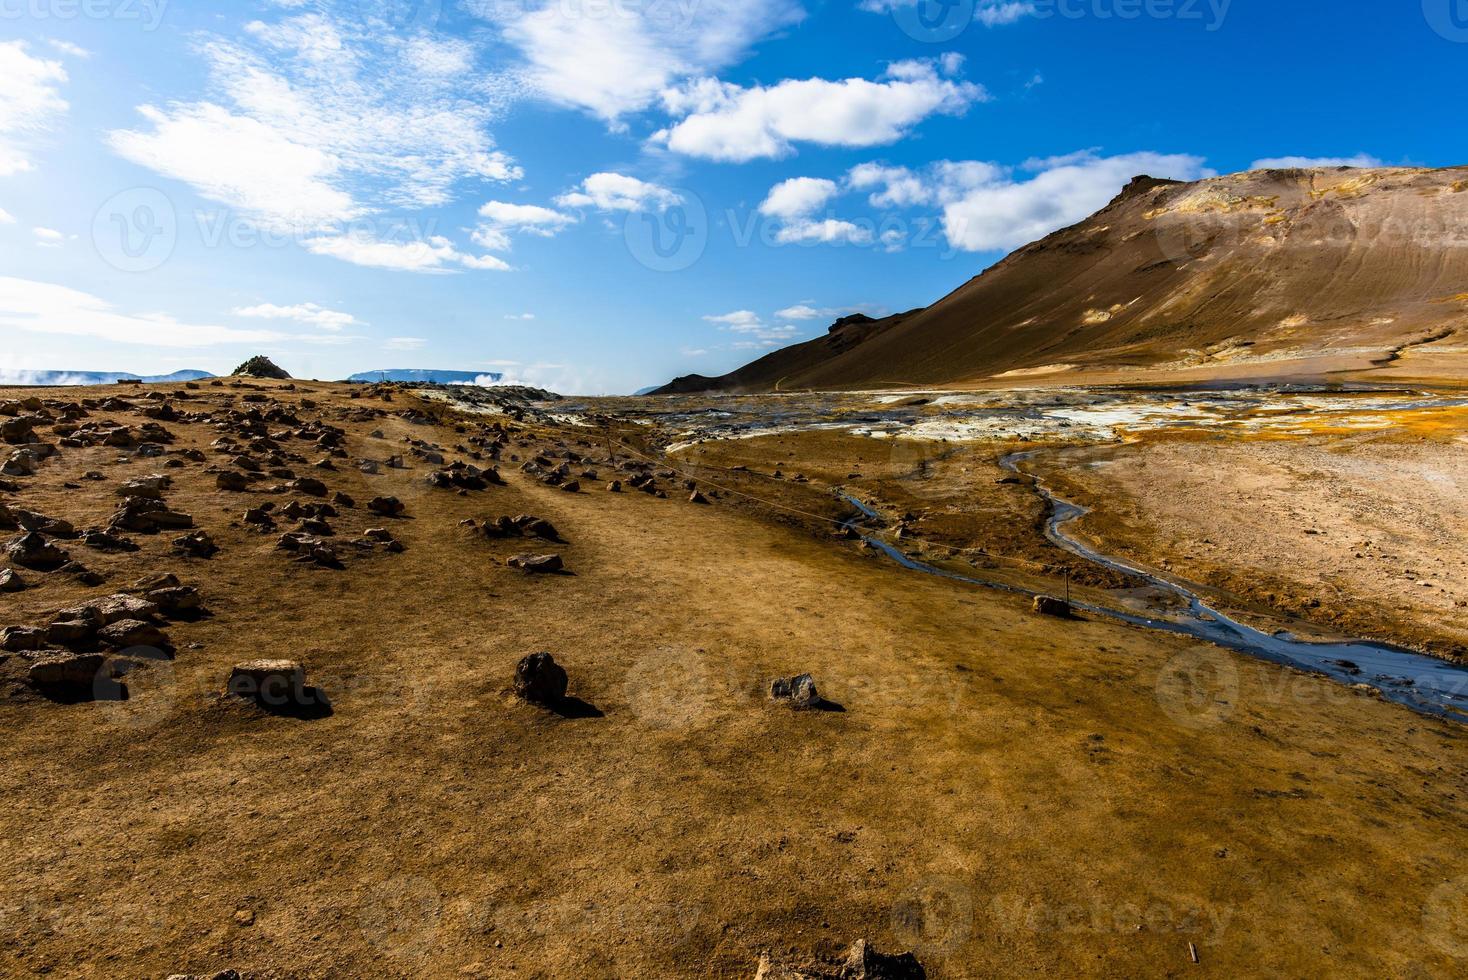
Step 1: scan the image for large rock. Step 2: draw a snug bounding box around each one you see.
[115,474,171,499]
[5,531,70,570]
[28,653,108,689]
[1,626,46,652]
[1032,595,1072,618]
[770,674,822,711]
[1,416,35,444]
[367,496,405,517]
[216,471,250,492]
[98,619,170,651]
[513,652,568,705]
[227,660,307,706]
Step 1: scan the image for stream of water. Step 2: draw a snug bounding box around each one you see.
[841,455,1468,721]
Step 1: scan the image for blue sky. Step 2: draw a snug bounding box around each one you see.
[1,0,1464,393]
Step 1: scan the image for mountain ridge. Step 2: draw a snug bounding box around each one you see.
[654,165,1468,393]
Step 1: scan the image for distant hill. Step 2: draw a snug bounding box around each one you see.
[0,369,213,387]
[348,369,504,385]
[654,166,1468,393]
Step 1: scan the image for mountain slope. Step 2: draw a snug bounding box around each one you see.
[0,369,213,387]
[656,166,1468,393]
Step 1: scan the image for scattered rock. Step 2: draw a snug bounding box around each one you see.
[28,653,107,689]
[754,940,925,980]
[216,471,250,492]
[688,490,710,505]
[513,652,568,705]
[507,553,563,574]
[1,626,47,652]
[80,528,140,553]
[607,480,622,493]
[115,474,171,499]
[98,619,171,651]
[5,531,70,570]
[0,567,23,592]
[1032,595,1072,618]
[174,530,219,558]
[770,673,824,710]
[228,659,307,705]
[289,477,328,497]
[367,496,405,518]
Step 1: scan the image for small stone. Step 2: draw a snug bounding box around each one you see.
[688,490,709,505]
[5,531,70,570]
[513,652,568,705]
[607,480,622,493]
[174,530,219,558]
[0,567,24,592]
[290,477,328,497]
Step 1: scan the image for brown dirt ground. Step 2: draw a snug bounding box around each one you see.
[2,381,1467,979]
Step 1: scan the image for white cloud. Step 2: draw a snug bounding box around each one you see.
[107,10,520,230]
[504,313,536,321]
[233,302,359,330]
[303,232,510,273]
[657,59,986,162]
[556,172,681,212]
[109,103,358,231]
[759,177,840,220]
[1250,154,1384,170]
[775,303,872,321]
[0,41,69,178]
[479,0,803,121]
[47,40,91,59]
[0,207,14,224]
[939,150,1212,251]
[383,337,426,351]
[0,277,283,348]
[471,200,577,252]
[703,310,764,330]
[33,226,64,243]
[775,219,874,246]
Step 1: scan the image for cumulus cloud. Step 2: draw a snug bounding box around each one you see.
[302,232,510,273]
[0,41,69,178]
[477,0,803,121]
[472,201,577,252]
[703,310,764,330]
[759,177,840,220]
[775,219,874,246]
[775,303,874,321]
[840,151,1211,253]
[556,172,681,212]
[107,10,520,231]
[1250,154,1384,170]
[939,150,1212,251]
[656,59,986,162]
[233,302,359,329]
[0,276,283,347]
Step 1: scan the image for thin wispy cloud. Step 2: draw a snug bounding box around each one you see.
[0,41,69,178]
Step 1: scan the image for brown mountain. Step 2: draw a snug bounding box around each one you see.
[655,166,1468,393]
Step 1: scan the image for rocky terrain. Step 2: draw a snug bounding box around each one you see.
[657,166,1468,393]
[2,378,1466,977]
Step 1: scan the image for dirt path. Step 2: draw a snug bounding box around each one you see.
[1,382,1466,978]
